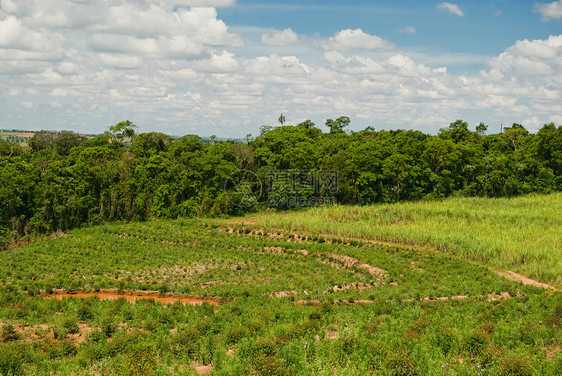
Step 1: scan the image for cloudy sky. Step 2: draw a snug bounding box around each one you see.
[1,0,562,137]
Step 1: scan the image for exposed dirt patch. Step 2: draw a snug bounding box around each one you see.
[192,363,213,376]
[219,225,415,250]
[0,321,96,344]
[44,289,220,306]
[487,291,512,301]
[295,299,323,306]
[545,345,560,359]
[323,282,372,293]
[494,270,559,291]
[68,323,95,344]
[325,329,339,339]
[402,295,469,303]
[269,290,298,298]
[200,276,277,288]
[324,253,388,279]
[294,291,517,306]
[263,246,289,256]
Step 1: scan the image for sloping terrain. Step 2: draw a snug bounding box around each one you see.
[0,214,560,375]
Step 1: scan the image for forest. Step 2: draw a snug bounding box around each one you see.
[0,118,561,248]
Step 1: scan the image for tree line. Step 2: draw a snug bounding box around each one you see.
[0,118,560,248]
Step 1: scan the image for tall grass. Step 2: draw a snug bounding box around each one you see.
[245,193,562,286]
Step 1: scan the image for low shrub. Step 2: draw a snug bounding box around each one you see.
[500,357,533,376]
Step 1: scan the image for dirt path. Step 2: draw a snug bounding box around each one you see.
[494,270,559,291]
[219,222,561,292]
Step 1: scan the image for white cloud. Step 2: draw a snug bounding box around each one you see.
[261,28,298,46]
[548,114,562,124]
[436,2,464,16]
[513,38,559,59]
[2,2,241,59]
[1,1,561,136]
[534,1,562,21]
[49,88,80,97]
[489,35,562,75]
[398,26,417,34]
[56,62,80,75]
[98,53,143,69]
[192,50,240,72]
[144,0,236,8]
[322,28,394,51]
[243,54,312,82]
[0,15,64,52]
[323,51,386,75]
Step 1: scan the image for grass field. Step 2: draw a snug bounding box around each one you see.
[242,193,562,288]
[0,196,561,374]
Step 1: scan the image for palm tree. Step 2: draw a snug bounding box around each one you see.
[278,113,285,125]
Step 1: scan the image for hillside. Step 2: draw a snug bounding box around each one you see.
[241,193,562,287]
[0,205,560,374]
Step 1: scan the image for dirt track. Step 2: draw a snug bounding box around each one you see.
[494,270,559,291]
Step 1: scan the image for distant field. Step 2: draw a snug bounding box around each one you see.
[0,216,560,374]
[0,132,33,145]
[242,193,562,287]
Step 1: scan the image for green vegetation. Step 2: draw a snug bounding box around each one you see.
[1,119,561,249]
[0,217,561,375]
[245,193,562,287]
[1,119,561,374]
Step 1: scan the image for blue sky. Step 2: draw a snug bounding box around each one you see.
[1,0,562,137]
[220,0,556,66]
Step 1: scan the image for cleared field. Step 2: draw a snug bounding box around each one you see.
[0,132,33,145]
[0,216,560,375]
[243,193,562,287]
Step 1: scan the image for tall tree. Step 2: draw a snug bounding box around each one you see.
[326,116,350,134]
[109,120,137,141]
[476,122,488,135]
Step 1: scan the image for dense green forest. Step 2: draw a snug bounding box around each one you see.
[0,119,561,248]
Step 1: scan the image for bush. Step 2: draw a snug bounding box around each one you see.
[1,324,20,342]
[253,353,286,376]
[251,339,286,376]
[173,326,201,359]
[62,342,77,356]
[436,329,456,356]
[86,330,106,343]
[123,347,157,376]
[101,318,116,338]
[464,330,489,355]
[382,350,420,376]
[0,345,24,375]
[62,318,79,335]
[500,357,533,376]
[77,304,94,321]
[226,327,247,345]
